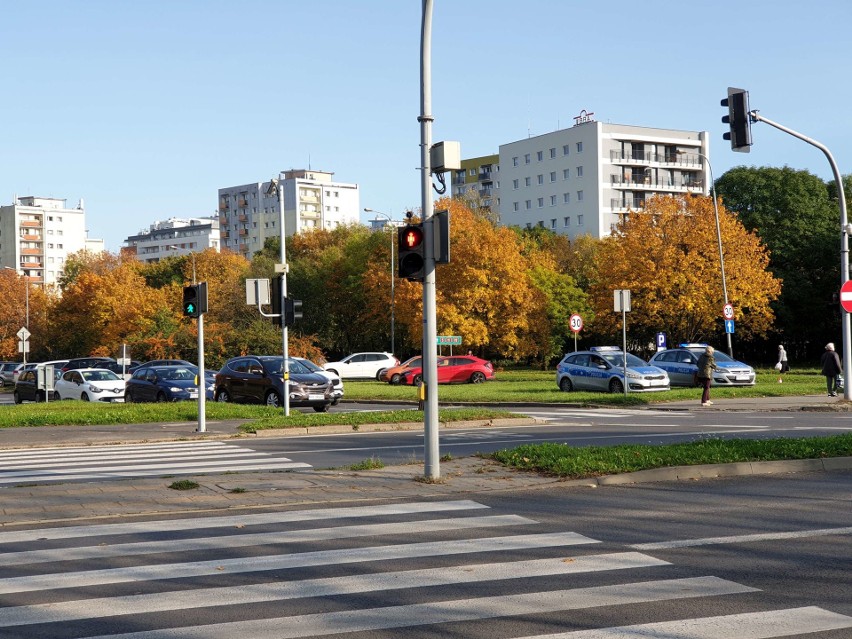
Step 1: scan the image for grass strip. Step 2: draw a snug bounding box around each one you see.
[490,434,852,479]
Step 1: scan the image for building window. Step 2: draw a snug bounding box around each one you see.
[577,190,584,201]
[563,216,570,226]
[524,153,531,164]
[563,168,570,180]
[525,200,532,210]
[550,219,557,229]
[549,147,556,159]
[537,174,544,185]
[524,177,531,187]
[537,197,544,208]
[513,179,519,190]
[550,195,557,206]
[469,168,476,176]
[513,156,519,167]
[536,151,543,161]
[576,166,584,177]
[576,141,583,152]
[513,202,519,211]
[563,192,570,203]
[563,144,570,155]
[578,214,584,225]
[550,171,556,183]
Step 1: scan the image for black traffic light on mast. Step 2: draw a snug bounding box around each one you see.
[397,223,425,281]
[721,87,753,153]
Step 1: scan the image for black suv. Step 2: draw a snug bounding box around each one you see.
[214,355,333,412]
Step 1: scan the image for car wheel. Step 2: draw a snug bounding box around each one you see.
[389,373,401,385]
[81,393,90,401]
[375,369,385,381]
[13,391,21,404]
[156,391,167,402]
[413,374,423,387]
[470,371,486,384]
[313,403,331,413]
[36,391,45,403]
[265,390,282,407]
[609,378,624,394]
[215,389,230,403]
[53,391,61,401]
[124,391,133,403]
[559,377,573,392]
[331,398,340,406]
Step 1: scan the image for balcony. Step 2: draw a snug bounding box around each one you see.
[20,220,41,228]
[478,171,493,182]
[239,228,248,236]
[21,248,42,255]
[610,197,647,210]
[609,175,704,191]
[238,214,248,222]
[20,233,41,241]
[238,199,248,208]
[219,202,229,211]
[610,150,703,166]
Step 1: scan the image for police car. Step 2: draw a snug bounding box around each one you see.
[648,343,756,387]
[556,346,670,393]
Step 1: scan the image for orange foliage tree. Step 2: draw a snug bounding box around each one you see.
[590,194,781,348]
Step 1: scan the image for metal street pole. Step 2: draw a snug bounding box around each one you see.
[275,179,290,416]
[703,154,733,358]
[420,0,440,479]
[749,112,850,400]
[364,208,396,356]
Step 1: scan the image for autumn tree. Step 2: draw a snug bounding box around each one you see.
[0,270,54,361]
[590,194,781,349]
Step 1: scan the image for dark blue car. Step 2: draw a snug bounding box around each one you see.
[124,365,214,402]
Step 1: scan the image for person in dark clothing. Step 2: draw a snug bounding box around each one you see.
[696,345,718,406]
[820,342,842,397]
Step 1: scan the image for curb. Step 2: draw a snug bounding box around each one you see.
[250,417,542,437]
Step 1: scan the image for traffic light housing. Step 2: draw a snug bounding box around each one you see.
[397,223,426,281]
[284,298,303,326]
[182,283,208,318]
[270,275,283,327]
[721,87,753,153]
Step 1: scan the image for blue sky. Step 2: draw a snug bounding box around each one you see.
[1,0,849,251]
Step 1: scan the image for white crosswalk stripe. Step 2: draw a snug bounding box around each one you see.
[0,499,848,639]
[522,408,690,420]
[0,440,311,484]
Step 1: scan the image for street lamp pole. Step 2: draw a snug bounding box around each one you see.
[268,178,291,416]
[364,208,395,356]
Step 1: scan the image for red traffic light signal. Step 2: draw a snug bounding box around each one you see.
[397,224,426,281]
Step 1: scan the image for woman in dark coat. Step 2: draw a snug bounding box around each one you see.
[820,342,842,397]
[696,345,718,406]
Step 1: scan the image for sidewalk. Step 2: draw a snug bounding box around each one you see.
[1,394,850,527]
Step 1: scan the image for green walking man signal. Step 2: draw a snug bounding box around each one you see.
[182,283,208,318]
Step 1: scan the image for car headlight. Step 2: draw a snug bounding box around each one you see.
[168,386,184,393]
[626,371,641,379]
[89,386,104,393]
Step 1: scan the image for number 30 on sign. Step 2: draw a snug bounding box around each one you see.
[569,314,583,333]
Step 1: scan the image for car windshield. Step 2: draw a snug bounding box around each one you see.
[82,370,121,382]
[262,358,311,376]
[296,358,322,373]
[161,367,196,381]
[689,349,735,362]
[600,352,647,368]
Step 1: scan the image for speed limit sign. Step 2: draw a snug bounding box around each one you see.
[569,314,583,333]
[723,303,734,320]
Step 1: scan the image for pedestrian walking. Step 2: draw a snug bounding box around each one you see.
[696,345,718,406]
[820,342,842,397]
[776,344,789,383]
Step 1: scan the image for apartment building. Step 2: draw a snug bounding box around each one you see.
[218,169,359,259]
[123,217,221,263]
[451,154,499,211]
[497,112,710,238]
[0,196,103,286]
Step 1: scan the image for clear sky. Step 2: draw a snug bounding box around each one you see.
[1,0,849,251]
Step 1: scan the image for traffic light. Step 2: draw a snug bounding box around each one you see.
[397,223,426,281]
[721,87,753,153]
[284,298,303,326]
[183,283,208,318]
[270,275,283,327]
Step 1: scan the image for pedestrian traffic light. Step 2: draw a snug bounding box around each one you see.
[182,283,208,318]
[721,87,753,153]
[397,223,425,281]
[270,275,283,327]
[284,298,303,326]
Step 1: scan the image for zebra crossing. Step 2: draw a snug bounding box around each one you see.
[0,440,310,485]
[0,498,849,638]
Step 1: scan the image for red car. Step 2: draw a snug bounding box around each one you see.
[398,355,495,386]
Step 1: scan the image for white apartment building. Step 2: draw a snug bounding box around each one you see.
[123,217,221,263]
[498,112,710,238]
[218,169,359,259]
[0,196,103,286]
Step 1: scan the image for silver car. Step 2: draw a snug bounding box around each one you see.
[556,346,670,393]
[293,357,343,405]
[649,344,756,387]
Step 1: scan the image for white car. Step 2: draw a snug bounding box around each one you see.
[323,352,399,380]
[53,368,126,402]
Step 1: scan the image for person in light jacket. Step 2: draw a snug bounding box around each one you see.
[776,345,789,383]
[696,345,718,406]
[820,342,842,397]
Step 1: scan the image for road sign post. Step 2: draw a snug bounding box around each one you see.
[614,290,630,397]
[569,314,583,352]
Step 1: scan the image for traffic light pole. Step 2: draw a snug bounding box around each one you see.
[197,312,206,432]
[419,0,440,480]
[274,180,291,417]
[750,111,850,400]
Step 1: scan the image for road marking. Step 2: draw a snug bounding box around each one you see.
[0,532,598,594]
[523,606,852,638]
[632,526,852,550]
[0,552,667,627]
[0,499,491,544]
[0,515,537,566]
